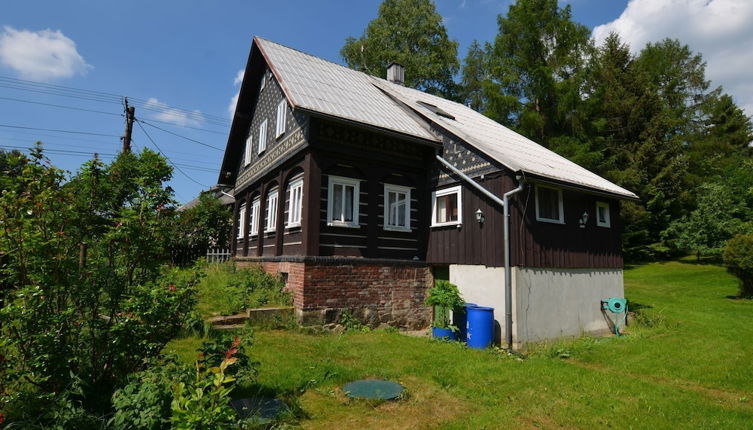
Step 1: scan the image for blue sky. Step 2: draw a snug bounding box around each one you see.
[8,0,744,204]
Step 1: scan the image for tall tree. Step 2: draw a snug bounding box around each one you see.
[460,40,492,112]
[340,0,459,98]
[483,0,591,145]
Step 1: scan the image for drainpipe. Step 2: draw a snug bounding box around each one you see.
[503,180,525,350]
[435,155,524,350]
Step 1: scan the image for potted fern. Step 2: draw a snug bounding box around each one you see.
[425,280,464,340]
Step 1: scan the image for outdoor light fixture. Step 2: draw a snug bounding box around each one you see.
[579,211,589,228]
[475,208,485,224]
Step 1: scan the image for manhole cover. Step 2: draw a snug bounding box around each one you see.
[343,379,405,400]
[230,397,286,422]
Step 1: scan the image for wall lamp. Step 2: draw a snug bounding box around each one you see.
[579,211,589,228]
[475,208,485,224]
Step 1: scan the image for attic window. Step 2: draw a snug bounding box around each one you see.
[417,101,455,120]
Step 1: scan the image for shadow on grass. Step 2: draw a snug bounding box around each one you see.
[627,301,653,312]
[233,382,311,422]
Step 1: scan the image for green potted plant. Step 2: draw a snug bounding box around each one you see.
[425,280,464,340]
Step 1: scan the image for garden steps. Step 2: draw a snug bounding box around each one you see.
[208,306,294,330]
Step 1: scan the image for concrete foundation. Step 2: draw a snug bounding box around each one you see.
[448,264,624,347]
[512,267,624,347]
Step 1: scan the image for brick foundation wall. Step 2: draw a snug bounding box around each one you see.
[236,257,432,330]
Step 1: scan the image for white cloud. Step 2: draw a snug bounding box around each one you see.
[0,26,91,81]
[228,69,244,117]
[145,97,205,127]
[593,0,753,115]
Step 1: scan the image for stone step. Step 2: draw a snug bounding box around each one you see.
[208,307,295,329]
[213,324,246,331]
[209,313,248,326]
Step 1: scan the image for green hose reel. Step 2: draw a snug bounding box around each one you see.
[601,298,628,336]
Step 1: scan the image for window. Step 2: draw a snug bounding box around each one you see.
[275,100,287,138]
[260,73,266,91]
[236,203,246,239]
[287,177,303,227]
[384,184,411,231]
[596,201,611,228]
[327,175,360,228]
[243,135,252,166]
[250,198,260,236]
[265,188,278,232]
[535,185,564,224]
[432,185,462,227]
[258,120,268,153]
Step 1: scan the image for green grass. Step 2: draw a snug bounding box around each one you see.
[166,261,753,428]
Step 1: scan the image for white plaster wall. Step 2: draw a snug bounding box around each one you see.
[512,267,624,346]
[449,264,506,341]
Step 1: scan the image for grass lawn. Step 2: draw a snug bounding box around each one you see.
[166,261,753,429]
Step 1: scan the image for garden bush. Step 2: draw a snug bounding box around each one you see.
[195,261,291,317]
[0,147,198,423]
[723,233,753,297]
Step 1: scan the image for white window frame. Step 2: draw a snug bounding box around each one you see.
[258,119,268,154]
[236,203,246,239]
[250,198,260,236]
[260,72,266,92]
[596,201,611,228]
[243,135,252,166]
[431,185,462,227]
[383,184,411,232]
[535,185,565,224]
[287,177,304,227]
[265,188,278,232]
[275,100,287,138]
[327,175,360,228]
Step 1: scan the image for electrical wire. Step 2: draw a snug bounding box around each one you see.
[0,123,120,137]
[138,119,224,151]
[0,96,124,117]
[134,119,209,188]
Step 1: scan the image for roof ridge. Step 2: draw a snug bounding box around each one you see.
[255,36,372,78]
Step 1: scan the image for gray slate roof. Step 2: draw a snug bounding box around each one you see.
[256,37,637,200]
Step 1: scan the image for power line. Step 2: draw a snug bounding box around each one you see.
[0,123,120,137]
[0,96,124,117]
[0,75,232,126]
[0,144,218,173]
[134,120,209,188]
[138,119,224,151]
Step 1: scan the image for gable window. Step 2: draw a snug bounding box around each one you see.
[250,198,260,236]
[236,203,246,239]
[265,188,278,232]
[432,185,462,227]
[327,175,360,228]
[287,177,303,227]
[260,73,266,92]
[275,100,287,138]
[535,185,564,224]
[384,184,411,231]
[258,120,268,154]
[244,135,252,166]
[596,201,611,228]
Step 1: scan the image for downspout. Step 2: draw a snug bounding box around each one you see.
[503,180,525,350]
[435,155,524,350]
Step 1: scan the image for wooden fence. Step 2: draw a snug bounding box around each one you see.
[205,247,232,263]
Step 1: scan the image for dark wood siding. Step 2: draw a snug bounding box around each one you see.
[509,185,623,268]
[310,118,433,260]
[426,173,506,266]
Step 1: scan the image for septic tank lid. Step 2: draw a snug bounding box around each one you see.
[343,379,404,400]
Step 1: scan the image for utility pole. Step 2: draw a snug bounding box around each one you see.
[122,97,135,153]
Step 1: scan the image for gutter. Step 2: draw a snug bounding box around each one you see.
[435,155,524,350]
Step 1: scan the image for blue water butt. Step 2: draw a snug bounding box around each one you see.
[454,303,478,342]
[466,306,494,349]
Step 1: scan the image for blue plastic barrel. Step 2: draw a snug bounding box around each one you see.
[453,303,477,342]
[466,306,494,349]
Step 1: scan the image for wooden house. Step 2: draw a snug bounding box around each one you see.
[218,37,638,347]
